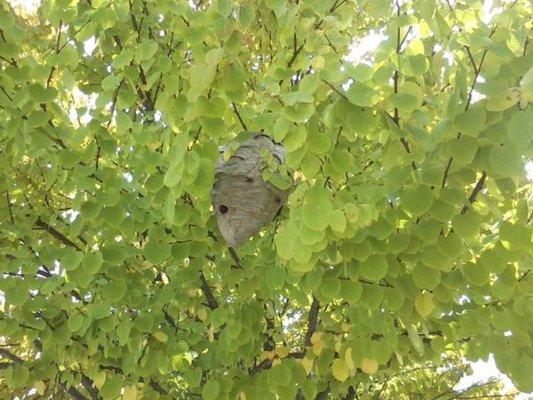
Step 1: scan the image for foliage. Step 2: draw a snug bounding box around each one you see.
[0,0,532,399]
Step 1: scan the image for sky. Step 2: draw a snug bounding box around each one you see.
[3,0,532,398]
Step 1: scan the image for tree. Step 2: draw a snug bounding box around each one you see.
[0,0,531,399]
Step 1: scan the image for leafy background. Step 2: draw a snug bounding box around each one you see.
[0,0,532,399]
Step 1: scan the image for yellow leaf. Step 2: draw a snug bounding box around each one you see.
[332,359,349,382]
[123,385,137,400]
[312,339,325,356]
[310,332,323,345]
[35,381,46,395]
[258,351,274,362]
[153,331,168,343]
[276,345,289,359]
[94,371,107,389]
[345,347,355,371]
[415,292,435,317]
[301,357,314,375]
[395,352,403,366]
[236,391,247,400]
[341,323,351,332]
[197,308,208,321]
[312,56,325,69]
[360,358,379,374]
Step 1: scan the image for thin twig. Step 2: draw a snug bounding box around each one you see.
[5,191,14,223]
[35,217,82,251]
[0,348,24,363]
[199,272,219,310]
[461,172,487,214]
[287,33,305,68]
[228,247,243,268]
[322,79,349,101]
[231,102,247,131]
[304,296,319,347]
[47,19,63,87]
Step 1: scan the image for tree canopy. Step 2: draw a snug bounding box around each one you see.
[0,0,532,399]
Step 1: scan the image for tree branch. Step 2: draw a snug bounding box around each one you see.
[5,190,14,223]
[0,348,25,363]
[287,33,305,68]
[304,296,319,347]
[35,217,82,251]
[322,79,349,101]
[461,171,487,214]
[231,102,247,131]
[46,19,63,87]
[199,272,219,310]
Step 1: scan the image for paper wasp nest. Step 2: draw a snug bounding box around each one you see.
[211,133,291,247]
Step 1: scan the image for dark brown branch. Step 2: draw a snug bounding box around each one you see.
[304,296,319,347]
[35,217,82,251]
[428,366,468,400]
[65,385,89,400]
[464,46,479,74]
[316,387,331,400]
[461,172,487,214]
[0,84,13,102]
[322,79,349,101]
[105,78,124,130]
[5,191,14,223]
[398,26,413,51]
[80,374,98,400]
[287,33,305,68]
[0,348,25,363]
[227,247,243,269]
[199,272,219,310]
[391,3,417,171]
[443,27,499,187]
[149,380,168,395]
[47,19,63,87]
[441,157,454,188]
[250,358,273,375]
[342,386,357,400]
[231,102,247,131]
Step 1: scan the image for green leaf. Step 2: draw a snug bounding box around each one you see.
[412,265,441,290]
[455,108,486,136]
[359,254,388,281]
[100,375,122,400]
[499,221,530,250]
[401,185,433,217]
[284,125,307,151]
[452,211,481,239]
[345,82,377,106]
[101,74,122,91]
[404,54,429,76]
[489,143,523,178]
[143,240,171,264]
[68,313,84,332]
[463,262,489,286]
[332,359,349,382]
[187,64,216,102]
[302,186,333,232]
[202,380,221,400]
[449,136,478,164]
[266,266,286,290]
[414,292,435,317]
